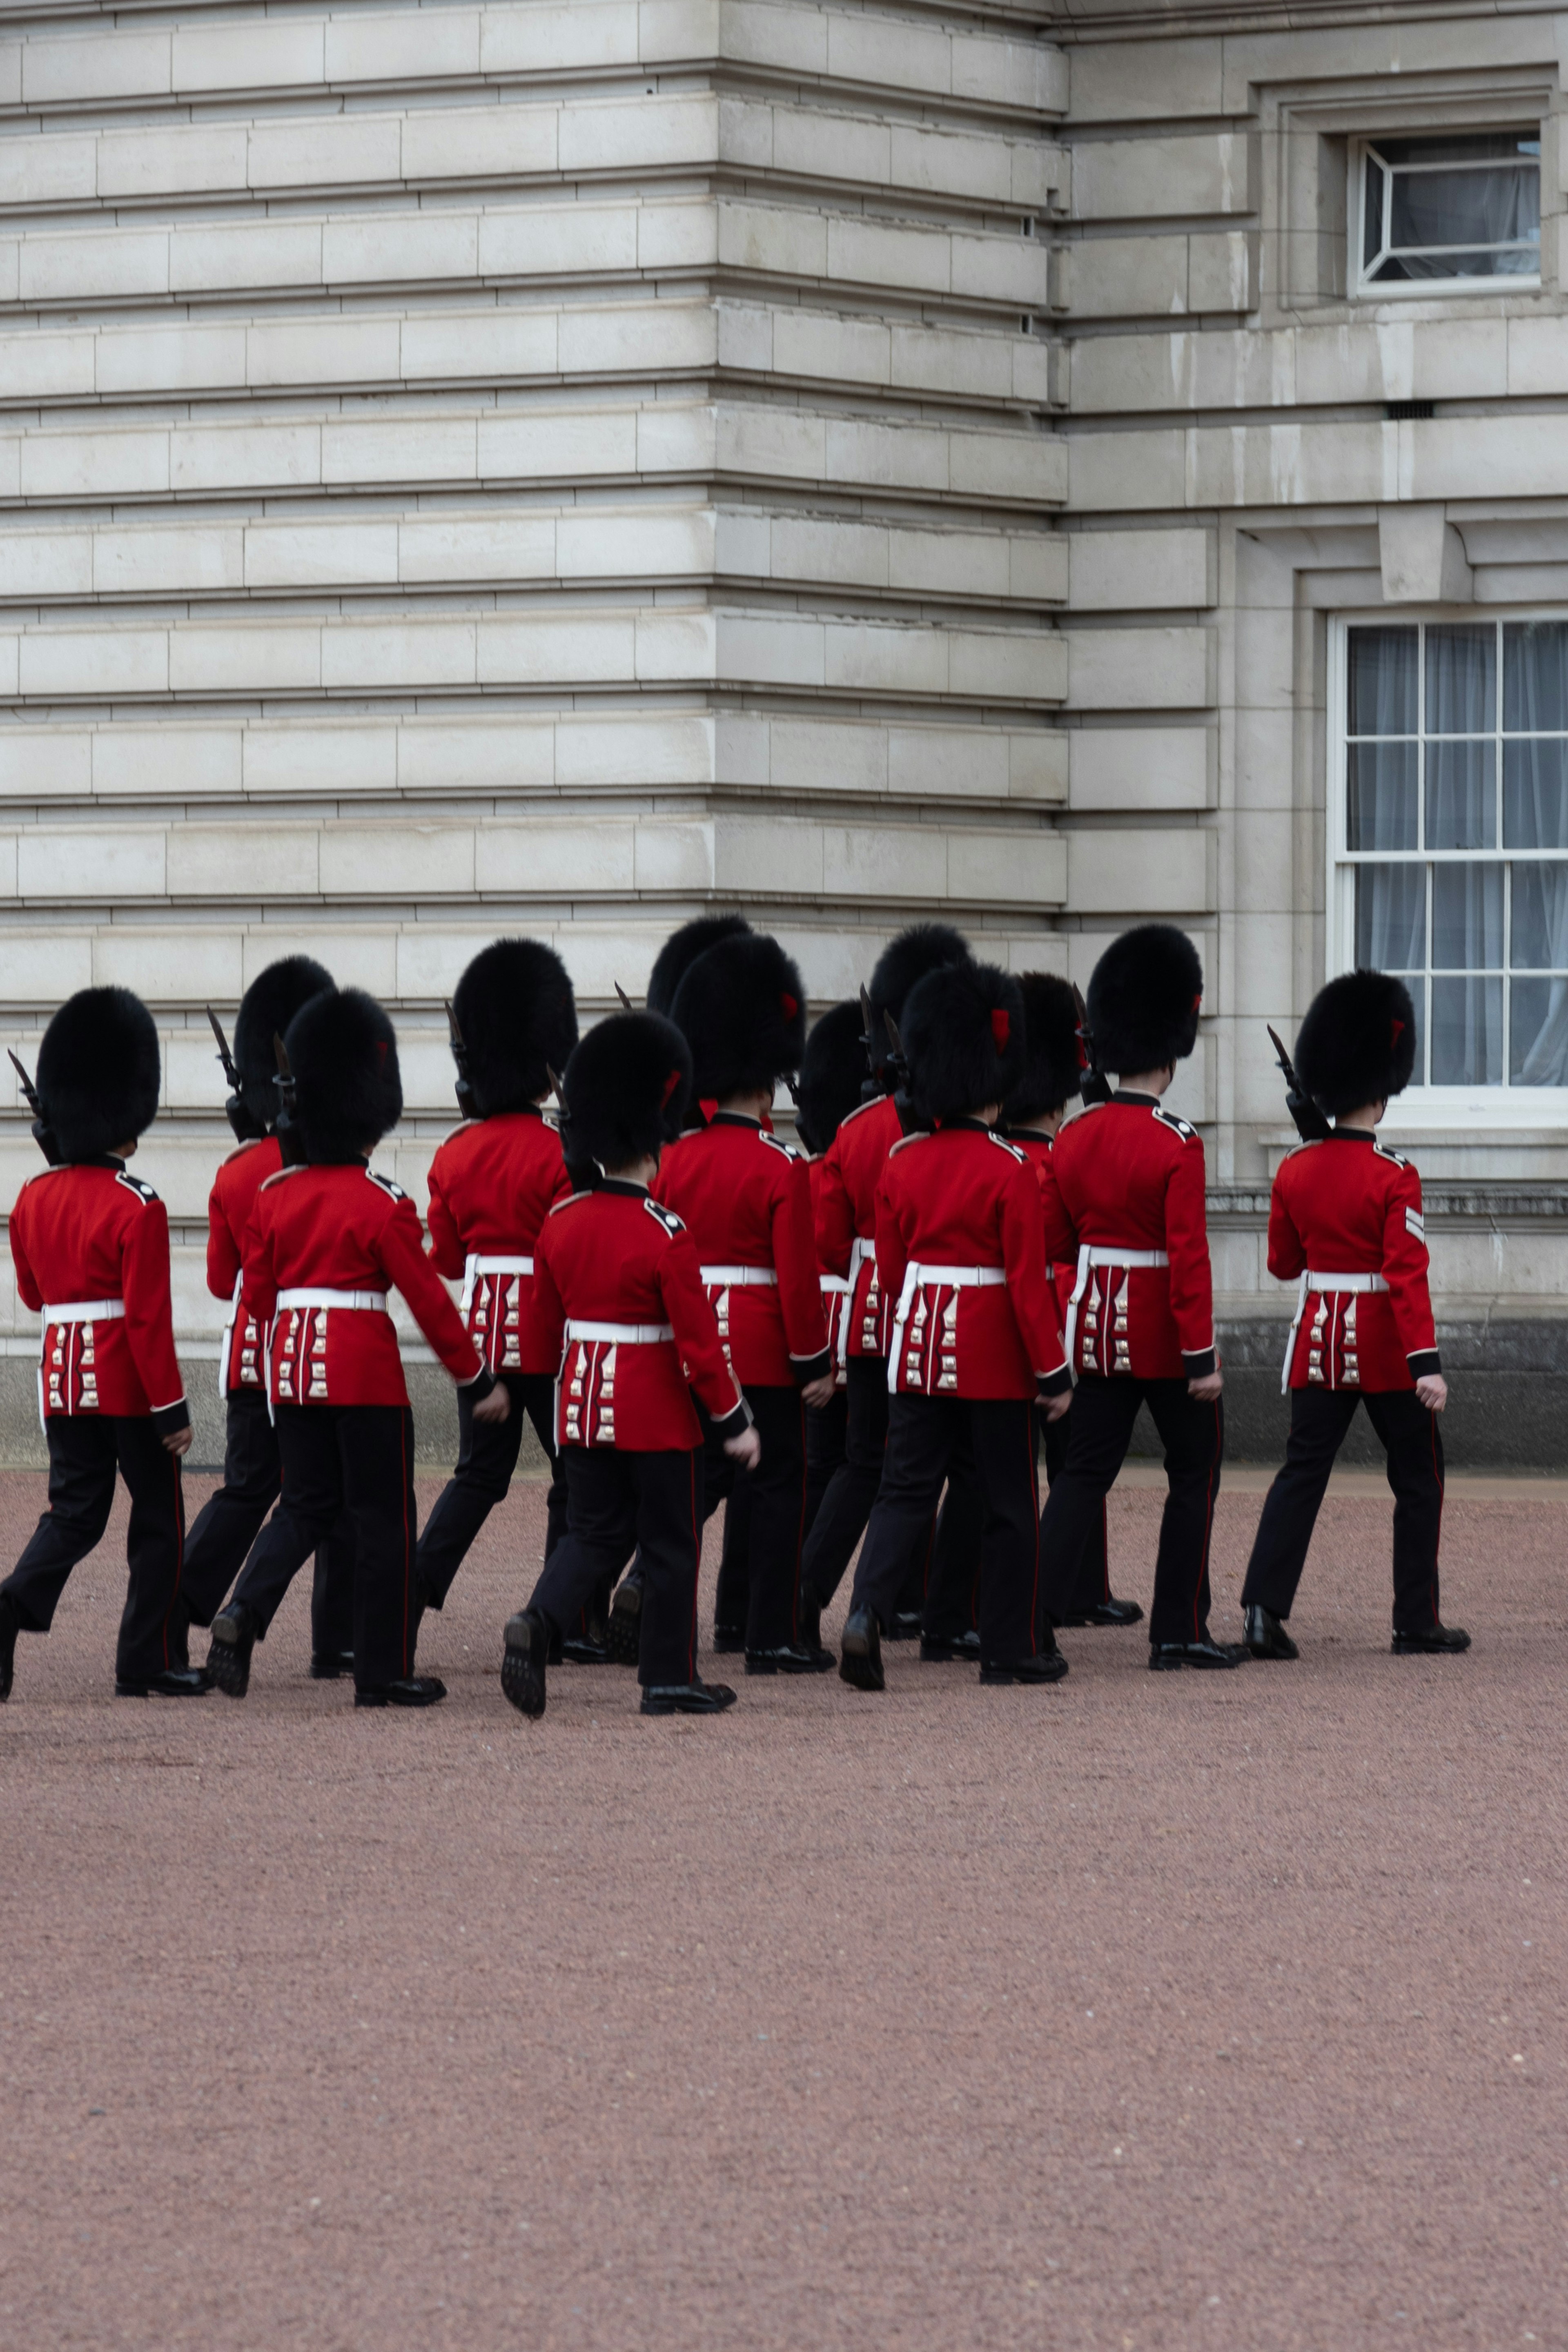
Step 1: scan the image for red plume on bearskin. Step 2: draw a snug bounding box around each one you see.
[1293,968,1418,1118]
[900,961,1024,1125]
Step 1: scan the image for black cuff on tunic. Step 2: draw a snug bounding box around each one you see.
[1406,1348,1441,1379]
[1037,1365,1073,1399]
[1182,1347,1217,1380]
[152,1399,191,1439]
[790,1347,833,1386]
[460,1363,498,1400]
[711,1396,754,1443]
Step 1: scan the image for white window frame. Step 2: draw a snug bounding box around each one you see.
[1327,610,1568,1130]
[1350,130,1541,299]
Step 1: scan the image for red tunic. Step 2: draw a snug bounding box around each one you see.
[241,1161,483,1409]
[208,1133,281,1395]
[1039,1093,1216,1383]
[813,1091,904,1361]
[10,1160,188,1427]
[1269,1131,1439,1393]
[653,1113,830,1389]
[532,1180,748,1451]
[807,1156,850,1388]
[873,1120,1069,1401]
[424,1109,573,1376]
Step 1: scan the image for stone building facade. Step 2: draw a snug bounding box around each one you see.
[0,0,1561,1458]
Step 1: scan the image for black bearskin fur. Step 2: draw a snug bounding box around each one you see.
[669,931,807,1103]
[285,988,403,1163]
[901,961,1024,1125]
[1294,968,1417,1118]
[559,1012,693,1178]
[1004,971,1084,1127]
[233,956,334,1131]
[646,913,751,1017]
[38,987,160,1162]
[796,1000,870,1154]
[453,937,578,1117]
[1086,924,1203,1077]
[866,922,971,1078]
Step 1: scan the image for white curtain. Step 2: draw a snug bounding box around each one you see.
[1502,626,1568,1083]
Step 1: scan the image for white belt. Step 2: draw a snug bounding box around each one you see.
[1282,1270,1390,1394]
[819,1273,851,1294]
[887,1262,1006,1391]
[276,1287,389,1313]
[839,1234,877,1365]
[700,1264,778,1287]
[43,1299,125,1324]
[461,1252,535,1315]
[565,1319,673,1346]
[1064,1245,1171,1373]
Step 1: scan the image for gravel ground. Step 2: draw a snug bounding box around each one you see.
[0,1465,1563,2352]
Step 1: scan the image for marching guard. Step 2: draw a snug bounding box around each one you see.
[1036,926,1243,1670]
[1240,970,1466,1659]
[793,1000,874,1543]
[501,1011,758,1719]
[206,988,508,1707]
[181,955,356,1674]
[0,987,201,1701]
[838,961,1072,1693]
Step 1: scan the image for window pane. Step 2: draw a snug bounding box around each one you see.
[1425,740,1495,848]
[1503,739,1568,846]
[1503,621,1568,731]
[1348,742,1417,849]
[1389,165,1539,253]
[1374,134,1539,166]
[1370,247,1538,281]
[1363,154,1383,269]
[1510,864,1568,968]
[1356,863,1425,970]
[1510,977,1568,1084]
[1426,624,1495,734]
[1348,626,1417,735]
[1432,863,1503,968]
[1432,976,1503,1084]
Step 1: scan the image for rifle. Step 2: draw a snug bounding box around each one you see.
[1267,1024,1332,1143]
[445,998,477,1120]
[272,1031,306,1167]
[1072,984,1112,1107]
[858,984,911,1098]
[207,1005,265,1143]
[8,1047,60,1163]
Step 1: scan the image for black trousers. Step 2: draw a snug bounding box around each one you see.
[800,1356,888,1606]
[926,1406,1111,1636]
[531,1446,704,1688]
[701,1385,807,1651]
[1241,1386,1445,1636]
[804,1389,847,1543]
[181,1389,354,1652]
[1039,1376,1223,1648]
[415,1370,567,1610]
[2,1417,186,1682]
[229,1404,420,1693]
[849,1394,1040,1663]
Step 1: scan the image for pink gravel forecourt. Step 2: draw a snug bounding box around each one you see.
[0,1463,1564,2352]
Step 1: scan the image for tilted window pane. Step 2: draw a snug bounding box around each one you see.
[1431,976,1503,1085]
[1509,864,1568,969]
[1426,740,1496,849]
[1375,134,1539,166]
[1426,624,1495,734]
[1503,621,1568,731]
[1388,165,1538,255]
[1432,862,1503,969]
[1369,247,1538,281]
[1510,977,1568,1084]
[1503,739,1568,847]
[1348,626,1417,735]
[1363,154,1384,269]
[1348,742,1418,849]
[1356,863,1426,971]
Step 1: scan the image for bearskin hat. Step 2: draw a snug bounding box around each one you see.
[866,922,971,1078]
[646,913,751,1017]
[558,1012,692,1178]
[669,931,807,1105]
[795,1000,870,1154]
[1086,924,1203,1076]
[1294,969,1417,1119]
[901,960,1025,1126]
[37,987,160,1162]
[452,937,577,1118]
[1004,972,1084,1127]
[233,955,334,1132]
[284,988,403,1164]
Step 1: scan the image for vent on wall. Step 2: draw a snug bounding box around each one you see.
[1386,400,1435,421]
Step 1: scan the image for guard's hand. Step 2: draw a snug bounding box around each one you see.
[1040,1390,1071,1423]
[472,1383,511,1425]
[162,1425,194,1457]
[724,1426,762,1472]
[800,1373,837,1410]
[1188,1370,1224,1403]
[1416,1373,1448,1414]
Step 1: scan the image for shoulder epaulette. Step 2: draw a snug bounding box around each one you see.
[259,1165,307,1193]
[548,1189,594,1217]
[837,1095,886,1132]
[365,1168,408,1203]
[887,1131,929,1159]
[542,1109,561,1134]
[759,1129,800,1163]
[1374,1140,1410,1171]
[115,1169,159,1204]
[221,1136,267,1168]
[643,1195,684,1236]
[986,1129,1027,1165]
[1152,1105,1198,1143]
